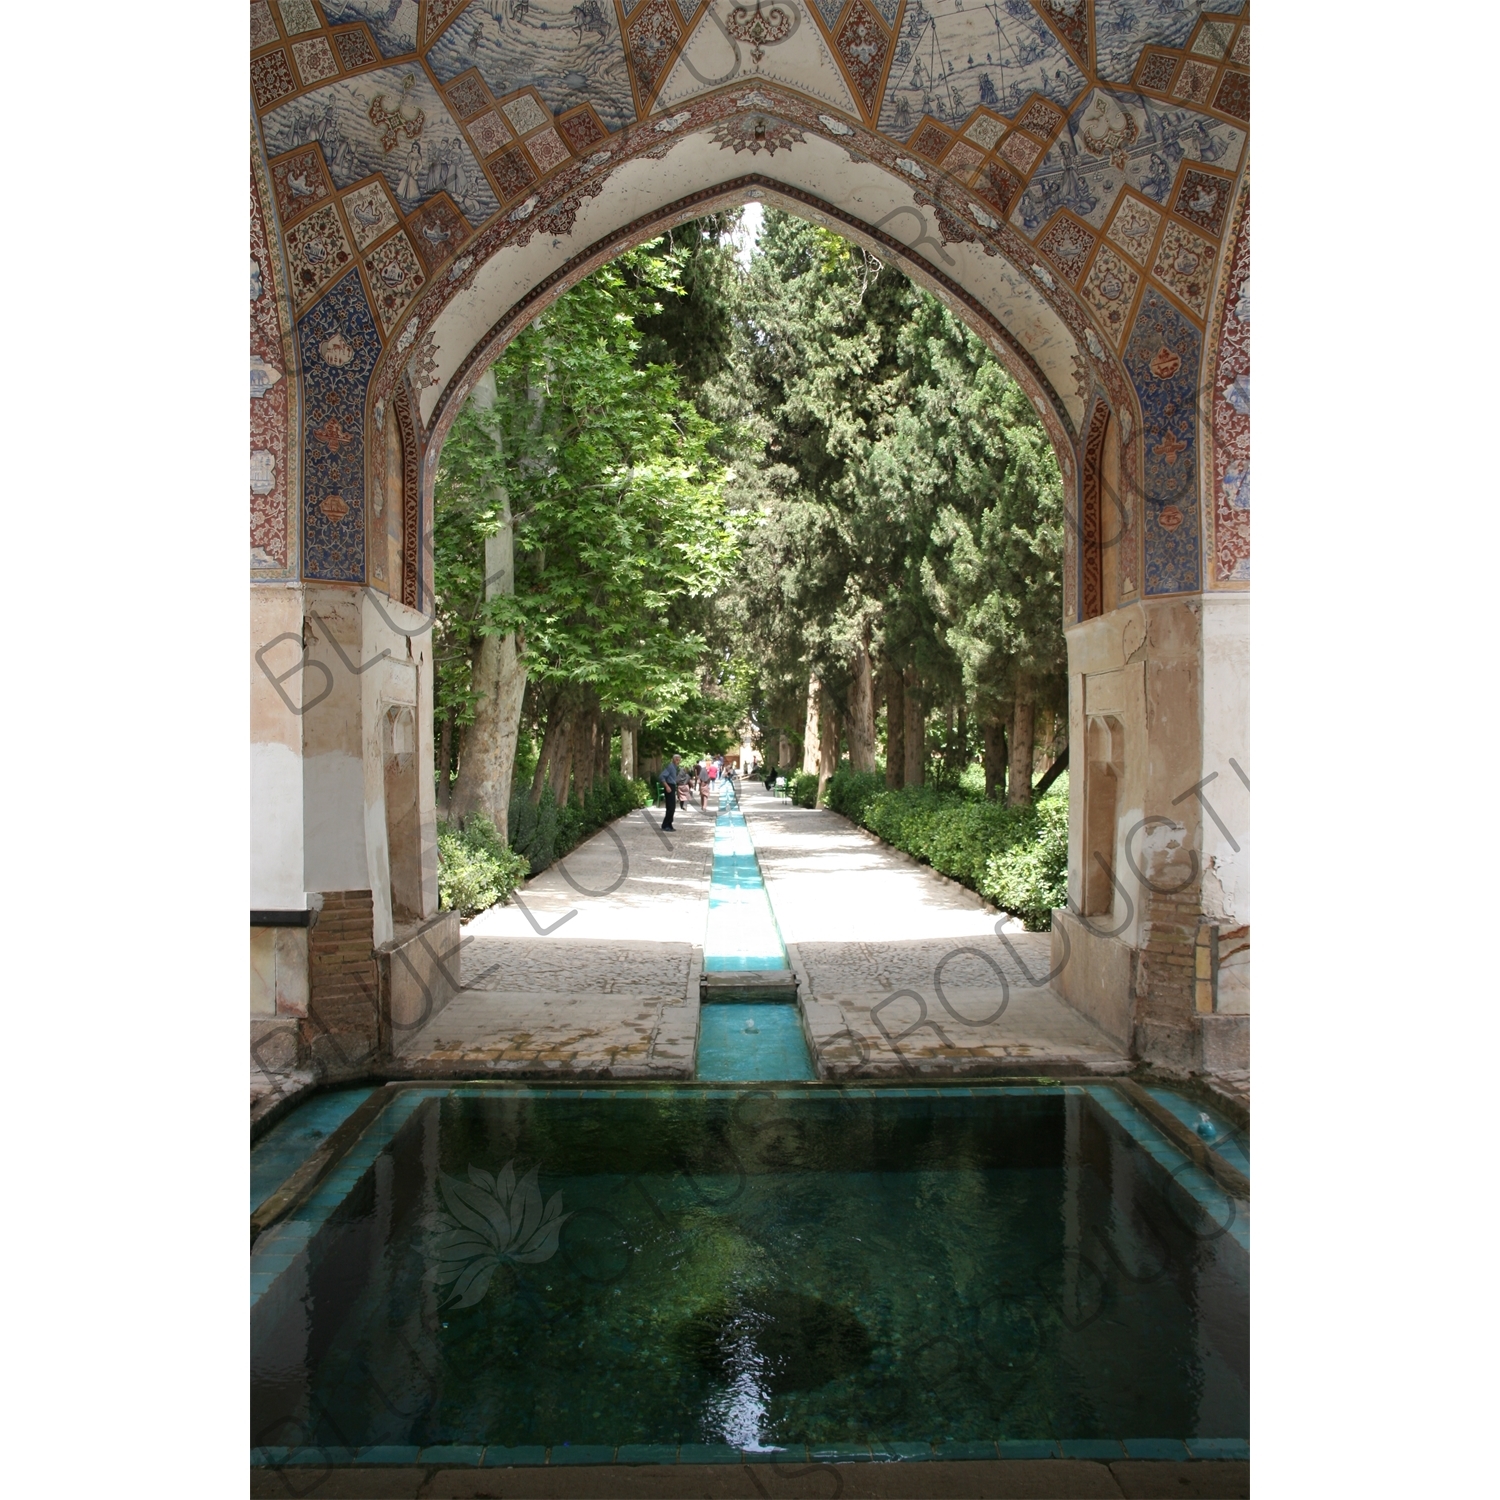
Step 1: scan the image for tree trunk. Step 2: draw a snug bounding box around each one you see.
[983,715,1007,801]
[529,695,569,805]
[436,704,455,817]
[1033,743,1068,800]
[620,722,636,781]
[956,700,968,775]
[802,674,821,774]
[447,380,526,843]
[548,708,574,806]
[1007,675,1035,807]
[903,668,924,787]
[817,696,840,805]
[845,644,877,773]
[885,666,905,788]
[571,712,595,804]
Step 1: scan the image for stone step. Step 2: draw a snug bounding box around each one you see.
[700,969,799,1003]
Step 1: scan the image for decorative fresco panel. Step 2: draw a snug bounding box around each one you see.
[271,144,334,223]
[260,67,500,228]
[1012,87,1243,240]
[298,270,382,581]
[425,0,637,134]
[1210,194,1249,583]
[251,166,290,573]
[1125,287,1202,596]
[251,1,279,50]
[284,201,356,307]
[1080,242,1139,346]
[1093,0,1244,84]
[332,26,379,70]
[319,0,420,59]
[1150,216,1214,319]
[879,0,1084,139]
[1105,192,1161,264]
[341,176,401,248]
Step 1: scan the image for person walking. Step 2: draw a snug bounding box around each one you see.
[660,754,682,831]
[700,757,713,810]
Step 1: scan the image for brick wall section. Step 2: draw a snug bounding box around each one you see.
[305,890,380,1070]
[1133,885,1203,1067]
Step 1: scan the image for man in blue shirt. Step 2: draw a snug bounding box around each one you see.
[660,753,682,831]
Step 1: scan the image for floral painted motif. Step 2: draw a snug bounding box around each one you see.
[942,140,985,177]
[468,109,514,158]
[911,122,954,161]
[251,48,296,109]
[558,109,607,153]
[299,270,380,582]
[710,114,806,156]
[407,196,471,271]
[341,178,401,249]
[1081,243,1140,346]
[1214,70,1249,122]
[284,201,355,307]
[835,1,889,120]
[501,92,551,136]
[363,230,426,331]
[1211,195,1249,583]
[525,127,571,175]
[1151,217,1214,317]
[1172,59,1216,105]
[999,130,1042,173]
[1106,194,1161,265]
[627,0,684,100]
[1135,50,1178,92]
[446,72,492,120]
[291,36,339,87]
[963,113,1005,151]
[1039,214,1096,284]
[1125,288,1202,595]
[490,146,537,202]
[331,26,377,71]
[250,1,279,50]
[251,167,290,571]
[271,145,333,224]
[1173,168,1231,237]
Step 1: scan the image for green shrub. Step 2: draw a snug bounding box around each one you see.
[507,770,651,876]
[437,815,530,916]
[821,765,1069,931]
[822,766,886,822]
[789,771,819,807]
[978,792,1069,930]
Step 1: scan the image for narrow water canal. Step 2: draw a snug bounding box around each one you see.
[695,781,816,1081]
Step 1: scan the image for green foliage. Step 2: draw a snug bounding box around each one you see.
[980,793,1069,932]
[789,771,819,808]
[507,770,651,876]
[437,817,530,916]
[433,237,742,748]
[821,765,1067,929]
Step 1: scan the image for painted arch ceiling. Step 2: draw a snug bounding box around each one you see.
[251,0,1250,595]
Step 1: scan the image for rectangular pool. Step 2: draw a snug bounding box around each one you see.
[252,1086,1247,1457]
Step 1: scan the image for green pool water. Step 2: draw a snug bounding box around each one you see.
[251,1087,1247,1456]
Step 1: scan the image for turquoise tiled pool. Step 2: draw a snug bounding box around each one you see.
[695,1003,817,1082]
[701,782,789,973]
[696,782,813,1081]
[251,1085,1248,1461]
[250,1086,373,1214]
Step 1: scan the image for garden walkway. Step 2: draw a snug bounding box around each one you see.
[738,783,1127,1077]
[395,780,1127,1078]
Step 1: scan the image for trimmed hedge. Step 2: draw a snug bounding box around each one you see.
[441,771,653,917]
[822,765,1068,930]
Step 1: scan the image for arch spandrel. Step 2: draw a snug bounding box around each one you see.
[250,0,1249,597]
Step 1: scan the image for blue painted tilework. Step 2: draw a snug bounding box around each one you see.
[298,270,380,581]
[1125,288,1203,596]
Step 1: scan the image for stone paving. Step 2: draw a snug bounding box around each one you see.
[395,796,718,1077]
[739,783,1128,1077]
[390,779,1130,1081]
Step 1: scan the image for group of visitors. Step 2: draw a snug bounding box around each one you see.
[658,753,735,831]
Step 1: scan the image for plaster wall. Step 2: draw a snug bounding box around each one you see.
[251,588,308,909]
[1200,594,1250,926]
